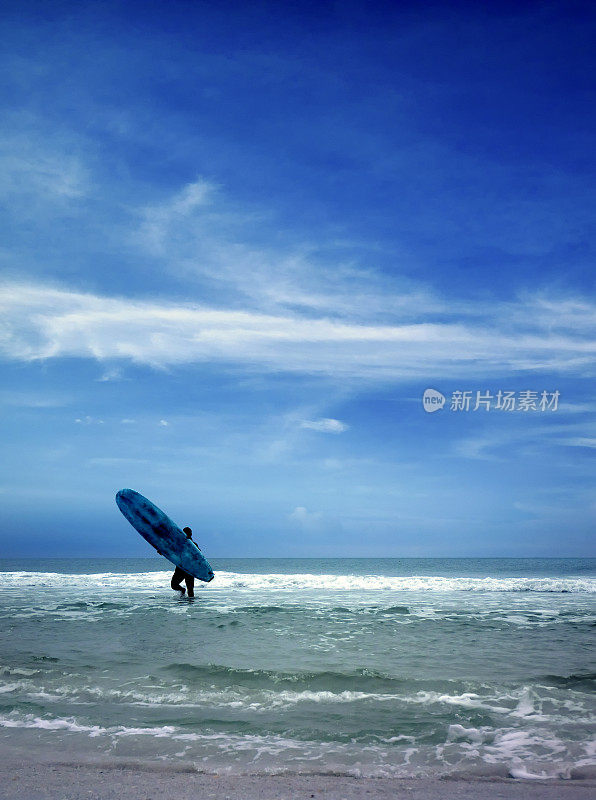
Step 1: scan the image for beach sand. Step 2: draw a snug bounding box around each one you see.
[2,747,595,800]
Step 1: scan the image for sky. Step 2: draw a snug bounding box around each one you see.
[0,0,595,557]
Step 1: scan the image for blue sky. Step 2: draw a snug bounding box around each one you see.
[0,0,594,557]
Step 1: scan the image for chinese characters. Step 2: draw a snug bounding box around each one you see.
[449,390,559,412]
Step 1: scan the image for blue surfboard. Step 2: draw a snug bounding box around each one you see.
[116,489,214,582]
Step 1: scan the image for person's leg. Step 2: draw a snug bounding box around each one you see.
[185,573,195,598]
[171,567,186,594]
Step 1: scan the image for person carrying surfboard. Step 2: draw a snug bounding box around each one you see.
[116,490,215,592]
[171,527,197,597]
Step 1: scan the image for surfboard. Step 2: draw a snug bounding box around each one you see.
[116,489,214,582]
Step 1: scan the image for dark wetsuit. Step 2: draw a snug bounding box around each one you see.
[171,566,194,598]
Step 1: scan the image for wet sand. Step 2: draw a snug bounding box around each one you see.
[2,748,595,800]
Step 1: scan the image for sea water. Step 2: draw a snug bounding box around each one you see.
[0,558,594,779]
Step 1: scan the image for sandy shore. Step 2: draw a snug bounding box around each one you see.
[1,748,595,800]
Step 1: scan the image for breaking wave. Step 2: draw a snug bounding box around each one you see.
[1,570,594,593]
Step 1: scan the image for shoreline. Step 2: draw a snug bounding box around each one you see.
[2,749,595,800]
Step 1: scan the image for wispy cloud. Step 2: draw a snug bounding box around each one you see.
[455,420,596,461]
[0,129,88,209]
[96,368,125,382]
[0,281,594,380]
[138,180,214,255]
[300,418,349,433]
[135,180,443,321]
[558,437,596,449]
[0,391,73,408]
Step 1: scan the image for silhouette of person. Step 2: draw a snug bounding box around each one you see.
[171,527,196,598]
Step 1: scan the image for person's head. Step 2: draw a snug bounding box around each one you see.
[183,526,192,538]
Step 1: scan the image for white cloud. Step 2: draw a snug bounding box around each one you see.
[159,419,170,426]
[300,418,349,433]
[3,165,592,383]
[556,401,596,414]
[455,419,596,461]
[559,437,596,448]
[138,180,213,255]
[135,180,445,322]
[0,281,594,381]
[288,505,343,535]
[288,506,323,528]
[97,368,124,382]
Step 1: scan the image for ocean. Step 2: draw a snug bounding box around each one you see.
[0,558,594,780]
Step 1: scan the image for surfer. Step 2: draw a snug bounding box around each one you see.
[170,527,196,598]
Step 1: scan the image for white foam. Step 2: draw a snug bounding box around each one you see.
[1,710,593,780]
[1,669,592,726]
[0,677,415,711]
[0,714,104,735]
[0,666,40,677]
[511,688,543,718]
[446,724,486,744]
[415,691,510,713]
[0,570,593,593]
[508,766,558,779]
